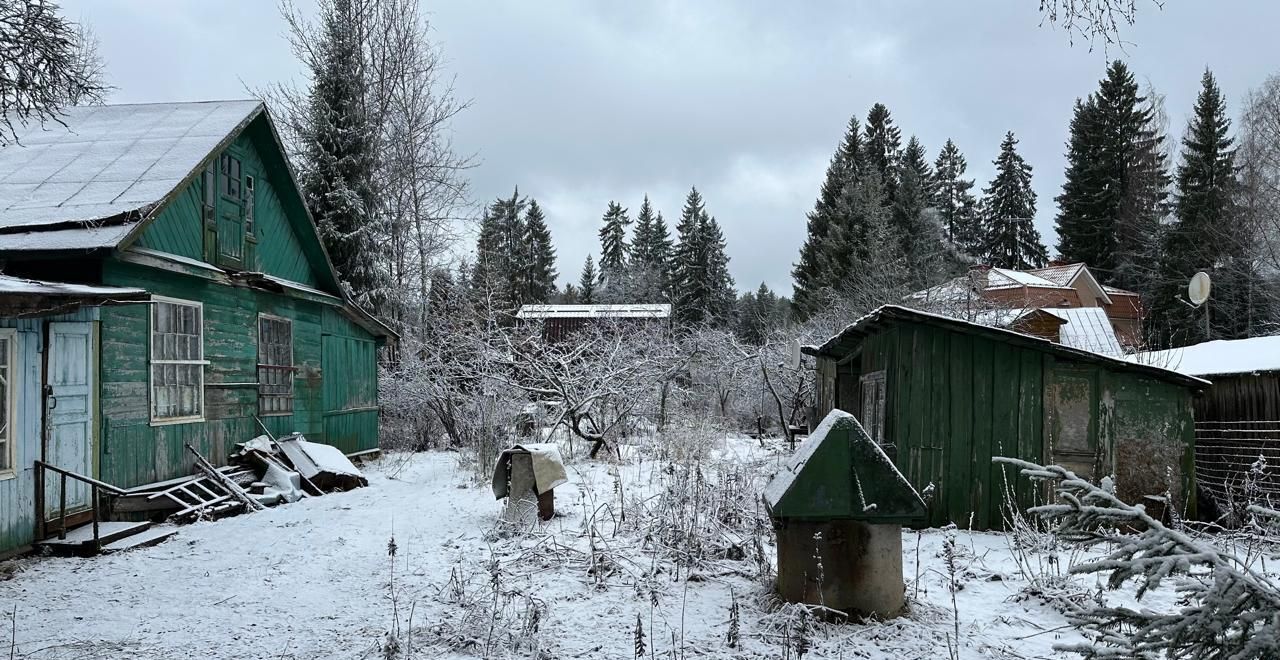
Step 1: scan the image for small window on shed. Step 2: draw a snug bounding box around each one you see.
[859,370,887,445]
[258,315,294,416]
[151,298,205,423]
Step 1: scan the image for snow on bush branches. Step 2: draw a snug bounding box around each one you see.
[996,457,1280,660]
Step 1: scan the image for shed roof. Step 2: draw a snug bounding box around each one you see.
[0,273,148,316]
[516,304,671,319]
[803,305,1206,389]
[1132,336,1280,377]
[0,100,261,239]
[1040,307,1124,357]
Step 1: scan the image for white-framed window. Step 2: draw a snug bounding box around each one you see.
[150,297,205,424]
[860,370,887,445]
[257,314,293,416]
[0,329,15,478]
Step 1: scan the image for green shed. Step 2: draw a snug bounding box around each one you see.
[0,101,395,557]
[804,305,1205,530]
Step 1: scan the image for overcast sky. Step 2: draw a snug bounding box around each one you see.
[63,0,1280,296]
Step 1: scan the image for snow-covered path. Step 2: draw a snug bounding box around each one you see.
[0,446,1094,659]
[2,454,496,659]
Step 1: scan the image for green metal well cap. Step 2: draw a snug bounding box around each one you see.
[763,410,927,524]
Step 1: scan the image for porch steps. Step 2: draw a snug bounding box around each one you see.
[101,525,179,554]
[36,521,153,556]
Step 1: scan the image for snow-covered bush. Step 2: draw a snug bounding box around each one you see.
[1000,457,1280,659]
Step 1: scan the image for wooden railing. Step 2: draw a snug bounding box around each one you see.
[33,460,127,553]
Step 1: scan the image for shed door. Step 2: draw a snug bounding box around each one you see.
[1047,367,1099,481]
[43,322,95,515]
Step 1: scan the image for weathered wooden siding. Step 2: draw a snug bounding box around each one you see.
[1193,373,1280,423]
[97,261,357,488]
[0,309,99,557]
[813,319,1197,529]
[134,133,318,287]
[321,308,379,454]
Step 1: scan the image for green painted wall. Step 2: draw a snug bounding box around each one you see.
[817,319,1196,530]
[135,134,319,287]
[97,260,378,488]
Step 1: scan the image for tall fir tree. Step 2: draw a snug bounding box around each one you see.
[578,254,597,304]
[302,0,382,305]
[820,170,895,293]
[521,199,558,304]
[630,195,673,302]
[1151,69,1263,346]
[1055,61,1167,292]
[471,189,528,309]
[671,187,736,326]
[932,139,982,254]
[980,132,1048,269]
[596,201,631,299]
[861,103,903,203]
[735,283,789,345]
[894,135,952,288]
[792,116,863,318]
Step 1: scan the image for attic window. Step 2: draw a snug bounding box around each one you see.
[221,154,241,198]
[258,315,294,416]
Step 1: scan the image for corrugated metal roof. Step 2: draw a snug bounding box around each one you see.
[516,304,672,319]
[987,268,1066,289]
[0,100,261,234]
[1025,263,1085,287]
[1041,307,1124,357]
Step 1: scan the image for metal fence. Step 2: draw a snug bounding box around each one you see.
[1195,420,1280,510]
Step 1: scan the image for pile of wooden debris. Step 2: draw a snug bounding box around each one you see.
[112,433,369,523]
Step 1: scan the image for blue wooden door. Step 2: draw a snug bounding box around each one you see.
[43,322,95,514]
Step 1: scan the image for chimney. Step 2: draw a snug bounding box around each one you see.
[968,263,991,290]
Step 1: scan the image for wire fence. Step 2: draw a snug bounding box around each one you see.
[1195,420,1280,511]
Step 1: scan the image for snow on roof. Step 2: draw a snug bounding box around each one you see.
[1041,307,1124,357]
[987,267,1065,289]
[1132,335,1280,376]
[762,409,854,509]
[0,100,261,233]
[516,304,672,319]
[0,222,138,251]
[1025,263,1085,287]
[0,273,146,299]
[1102,284,1139,296]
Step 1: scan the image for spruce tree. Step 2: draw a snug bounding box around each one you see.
[792,116,862,318]
[980,132,1048,269]
[522,199,558,304]
[894,135,952,288]
[821,171,895,294]
[861,103,902,203]
[1151,69,1261,346]
[671,187,736,326]
[302,0,382,305]
[578,255,597,304]
[932,139,981,254]
[630,195,673,302]
[735,282,787,345]
[1055,61,1167,292]
[471,189,528,309]
[597,201,631,299]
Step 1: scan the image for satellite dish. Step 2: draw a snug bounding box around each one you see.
[787,338,802,370]
[1188,271,1211,306]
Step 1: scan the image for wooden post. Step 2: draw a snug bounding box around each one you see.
[91,488,101,554]
[34,463,44,540]
[58,473,67,540]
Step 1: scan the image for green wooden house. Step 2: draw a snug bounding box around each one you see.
[804,305,1205,530]
[0,100,394,557]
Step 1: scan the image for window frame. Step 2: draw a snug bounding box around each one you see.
[149,296,208,426]
[0,328,16,480]
[256,313,294,416]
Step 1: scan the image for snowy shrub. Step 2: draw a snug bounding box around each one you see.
[1000,457,1280,660]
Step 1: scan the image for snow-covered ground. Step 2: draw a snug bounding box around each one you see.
[0,436,1131,659]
